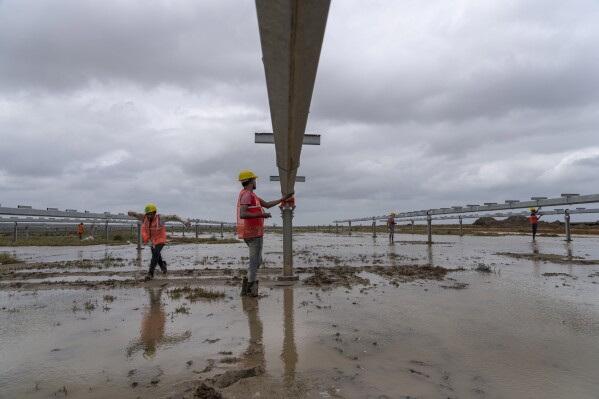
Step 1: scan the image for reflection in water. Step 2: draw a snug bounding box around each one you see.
[126,288,191,359]
[241,297,265,367]
[135,248,143,268]
[530,242,541,277]
[427,244,434,267]
[564,242,574,274]
[241,289,298,383]
[281,288,298,384]
[388,243,398,267]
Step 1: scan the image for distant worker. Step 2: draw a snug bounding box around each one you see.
[77,222,85,240]
[128,204,191,280]
[530,207,542,241]
[236,170,293,297]
[387,212,396,243]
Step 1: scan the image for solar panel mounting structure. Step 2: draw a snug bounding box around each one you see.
[255,0,330,280]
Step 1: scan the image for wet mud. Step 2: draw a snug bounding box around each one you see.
[2,232,599,398]
[496,251,599,265]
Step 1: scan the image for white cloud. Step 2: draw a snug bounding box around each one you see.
[80,150,130,171]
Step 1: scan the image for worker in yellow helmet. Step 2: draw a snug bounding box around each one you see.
[530,207,542,241]
[128,204,191,280]
[236,170,293,297]
[77,222,85,240]
[387,212,397,243]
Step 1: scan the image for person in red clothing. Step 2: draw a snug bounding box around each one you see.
[530,207,542,241]
[128,204,191,280]
[77,222,85,240]
[237,170,293,297]
[386,212,396,243]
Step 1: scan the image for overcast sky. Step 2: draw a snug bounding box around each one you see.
[1,0,599,225]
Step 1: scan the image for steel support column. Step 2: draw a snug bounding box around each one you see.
[220,223,224,238]
[12,222,17,242]
[427,214,433,244]
[348,221,352,235]
[459,216,463,237]
[565,211,572,242]
[137,221,142,250]
[195,224,199,238]
[105,221,109,240]
[372,218,376,237]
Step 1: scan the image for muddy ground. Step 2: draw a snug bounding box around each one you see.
[2,232,599,398]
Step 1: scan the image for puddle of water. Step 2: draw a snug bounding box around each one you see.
[1,278,598,398]
[2,232,599,398]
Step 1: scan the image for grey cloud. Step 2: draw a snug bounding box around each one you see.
[0,0,262,92]
[311,0,599,124]
[2,0,599,224]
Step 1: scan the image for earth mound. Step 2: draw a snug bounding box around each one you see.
[473,215,563,228]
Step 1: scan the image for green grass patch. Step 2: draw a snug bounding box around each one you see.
[0,232,138,247]
[103,295,116,302]
[174,305,190,314]
[167,286,225,302]
[84,300,96,311]
[0,252,22,264]
[473,263,493,273]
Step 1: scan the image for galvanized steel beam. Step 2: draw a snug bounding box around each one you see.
[255,0,330,195]
[270,176,306,182]
[334,194,599,223]
[0,206,132,221]
[0,207,233,226]
[255,133,321,145]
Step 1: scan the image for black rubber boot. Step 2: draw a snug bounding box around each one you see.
[160,260,168,275]
[241,276,249,296]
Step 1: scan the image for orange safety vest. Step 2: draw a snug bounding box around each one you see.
[237,189,264,239]
[387,217,395,228]
[77,225,84,234]
[530,214,539,225]
[142,214,167,245]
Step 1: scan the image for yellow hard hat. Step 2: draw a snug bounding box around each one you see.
[530,207,535,211]
[144,203,157,213]
[238,170,258,182]
[391,212,397,216]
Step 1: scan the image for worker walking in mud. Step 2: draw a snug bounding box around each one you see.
[530,207,542,241]
[387,212,396,243]
[77,222,85,240]
[236,170,293,297]
[128,204,191,280]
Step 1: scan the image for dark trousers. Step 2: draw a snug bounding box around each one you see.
[148,244,165,275]
[532,224,538,240]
